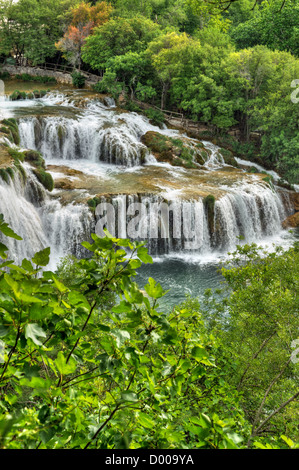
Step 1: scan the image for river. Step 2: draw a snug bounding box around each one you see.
[0,85,298,308]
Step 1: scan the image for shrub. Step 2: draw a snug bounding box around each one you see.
[71,72,86,88]
[144,108,165,127]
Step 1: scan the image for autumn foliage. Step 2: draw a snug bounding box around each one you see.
[56,1,113,69]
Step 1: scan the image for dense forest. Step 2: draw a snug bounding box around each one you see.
[0,0,298,450]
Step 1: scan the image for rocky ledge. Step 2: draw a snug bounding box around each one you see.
[282,192,299,228]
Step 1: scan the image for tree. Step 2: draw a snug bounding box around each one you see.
[146,31,201,109]
[231,0,299,57]
[203,243,299,446]
[221,45,299,181]
[0,0,77,65]
[55,1,113,70]
[82,15,161,71]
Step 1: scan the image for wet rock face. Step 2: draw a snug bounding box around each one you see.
[290,192,299,212]
[282,212,299,228]
[282,192,299,227]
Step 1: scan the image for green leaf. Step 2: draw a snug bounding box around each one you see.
[55,351,77,375]
[137,246,153,264]
[32,247,50,266]
[39,427,55,444]
[19,293,43,304]
[21,259,33,272]
[29,304,52,321]
[121,392,138,403]
[191,346,208,361]
[138,412,155,428]
[0,242,8,259]
[20,376,51,389]
[0,220,22,240]
[144,277,168,299]
[112,329,130,348]
[52,276,68,293]
[25,323,47,346]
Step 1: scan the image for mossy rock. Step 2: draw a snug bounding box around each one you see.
[219,148,239,168]
[88,197,101,211]
[203,195,216,234]
[23,150,45,169]
[263,176,274,187]
[141,131,201,169]
[33,169,54,192]
[7,147,25,163]
[277,179,294,191]
[0,168,10,184]
[0,118,20,145]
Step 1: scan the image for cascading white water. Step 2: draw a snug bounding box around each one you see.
[213,183,288,251]
[18,115,150,166]
[41,199,94,265]
[1,90,296,266]
[17,97,226,168]
[0,164,94,266]
[94,182,291,256]
[0,168,48,262]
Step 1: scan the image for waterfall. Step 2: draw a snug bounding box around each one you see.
[94,183,291,256]
[18,115,150,166]
[0,168,48,262]
[0,164,94,266]
[1,90,296,266]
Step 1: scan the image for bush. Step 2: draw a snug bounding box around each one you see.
[144,108,165,127]
[15,73,56,83]
[71,72,86,88]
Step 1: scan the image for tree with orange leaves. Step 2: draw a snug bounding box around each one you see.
[56,1,113,70]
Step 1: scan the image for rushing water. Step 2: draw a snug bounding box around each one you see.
[0,89,298,304]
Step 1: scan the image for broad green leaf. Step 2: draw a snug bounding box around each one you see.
[0,221,22,240]
[52,276,68,293]
[138,412,155,429]
[112,329,130,347]
[55,351,77,375]
[25,323,47,346]
[32,247,50,267]
[21,259,33,272]
[19,293,43,304]
[121,392,138,403]
[0,242,8,259]
[191,346,208,361]
[137,246,153,264]
[144,277,167,299]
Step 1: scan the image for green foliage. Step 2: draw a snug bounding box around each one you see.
[23,150,45,169]
[217,244,299,446]
[71,72,86,89]
[32,169,54,192]
[0,223,255,449]
[93,71,124,99]
[0,71,10,80]
[144,107,165,126]
[0,119,20,145]
[0,0,78,64]
[9,89,48,101]
[82,16,161,70]
[231,0,299,56]
[15,73,56,83]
